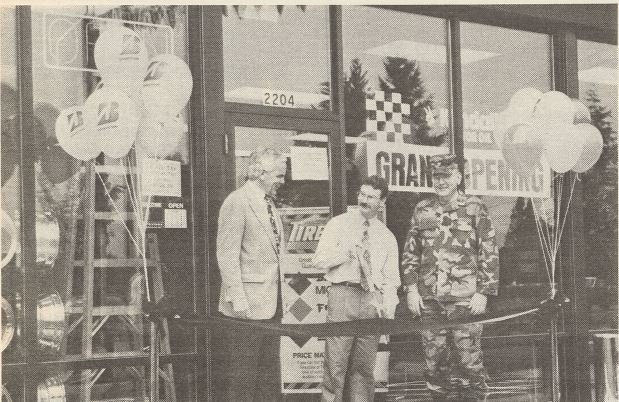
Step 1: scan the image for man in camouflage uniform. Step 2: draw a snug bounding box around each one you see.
[401,154,499,401]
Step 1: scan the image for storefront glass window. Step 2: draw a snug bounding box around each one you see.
[577,39,618,331]
[223,6,330,109]
[461,21,553,399]
[26,6,196,398]
[1,5,25,374]
[342,7,451,248]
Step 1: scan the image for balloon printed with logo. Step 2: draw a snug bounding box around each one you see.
[533,91,575,126]
[572,99,592,124]
[84,88,140,159]
[571,123,603,173]
[142,54,193,120]
[55,106,101,161]
[542,124,585,173]
[94,26,148,98]
[501,122,545,177]
[136,115,187,158]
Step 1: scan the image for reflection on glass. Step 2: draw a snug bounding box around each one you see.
[577,39,618,331]
[233,126,331,208]
[461,22,553,324]
[342,7,450,145]
[223,6,330,109]
[460,21,553,401]
[28,6,195,361]
[1,7,25,364]
[342,7,451,258]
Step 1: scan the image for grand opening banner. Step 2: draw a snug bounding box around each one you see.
[356,141,552,198]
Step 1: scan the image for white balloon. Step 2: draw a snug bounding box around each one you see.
[542,124,585,173]
[572,99,592,124]
[136,116,186,158]
[94,27,148,98]
[507,87,543,122]
[572,123,604,173]
[84,88,140,159]
[533,91,574,125]
[501,123,545,177]
[142,54,193,119]
[54,106,100,161]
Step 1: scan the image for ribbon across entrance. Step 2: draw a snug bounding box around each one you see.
[145,296,567,337]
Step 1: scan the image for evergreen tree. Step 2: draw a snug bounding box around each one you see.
[581,89,618,282]
[379,57,447,146]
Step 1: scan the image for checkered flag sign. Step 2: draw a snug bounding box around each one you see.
[366,91,411,143]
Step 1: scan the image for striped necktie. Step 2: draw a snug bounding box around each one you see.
[265,195,281,255]
[359,219,373,291]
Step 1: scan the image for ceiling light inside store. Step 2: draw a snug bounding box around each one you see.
[365,40,500,64]
[578,67,617,85]
[234,5,280,22]
[291,133,366,144]
[225,87,329,105]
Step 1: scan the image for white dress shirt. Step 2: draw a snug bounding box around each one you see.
[313,209,401,315]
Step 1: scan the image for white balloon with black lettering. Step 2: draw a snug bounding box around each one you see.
[55,106,100,161]
[142,54,193,120]
[94,27,148,97]
[571,123,603,172]
[84,88,140,159]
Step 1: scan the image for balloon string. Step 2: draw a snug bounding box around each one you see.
[94,167,144,257]
[554,173,578,260]
[531,198,554,261]
[121,157,142,234]
[531,199,554,286]
[126,150,153,303]
[542,196,553,251]
[553,174,563,260]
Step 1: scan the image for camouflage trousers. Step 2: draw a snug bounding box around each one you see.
[420,299,488,396]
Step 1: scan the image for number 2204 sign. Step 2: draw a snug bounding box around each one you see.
[263,92,295,108]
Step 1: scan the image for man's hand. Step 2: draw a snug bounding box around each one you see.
[232,296,249,319]
[469,292,487,315]
[407,287,424,317]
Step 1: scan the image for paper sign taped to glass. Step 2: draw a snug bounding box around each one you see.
[279,207,389,394]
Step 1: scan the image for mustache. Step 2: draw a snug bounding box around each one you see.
[359,202,369,208]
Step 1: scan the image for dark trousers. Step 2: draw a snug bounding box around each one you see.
[222,328,282,402]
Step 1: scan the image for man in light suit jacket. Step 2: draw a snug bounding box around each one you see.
[217,147,287,401]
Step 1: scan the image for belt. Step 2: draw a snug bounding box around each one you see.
[332,281,364,290]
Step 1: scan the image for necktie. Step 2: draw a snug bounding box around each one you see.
[265,195,281,255]
[359,219,373,291]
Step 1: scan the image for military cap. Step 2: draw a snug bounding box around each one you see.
[429,153,459,176]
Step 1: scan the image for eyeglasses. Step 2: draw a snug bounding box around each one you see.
[357,191,380,202]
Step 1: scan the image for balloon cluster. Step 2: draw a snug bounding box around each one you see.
[55,26,192,161]
[497,88,603,176]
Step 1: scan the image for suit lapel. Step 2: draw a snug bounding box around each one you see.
[243,184,279,256]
